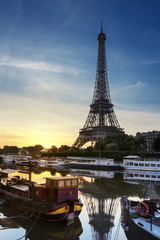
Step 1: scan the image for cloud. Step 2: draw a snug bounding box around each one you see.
[0,57,81,75]
[140,60,160,65]
[122,81,146,90]
[0,93,88,148]
[116,109,160,136]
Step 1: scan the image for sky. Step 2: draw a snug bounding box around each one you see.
[0,0,160,148]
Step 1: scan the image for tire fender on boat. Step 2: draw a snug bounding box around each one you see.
[137,202,149,217]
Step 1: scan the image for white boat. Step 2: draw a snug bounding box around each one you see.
[123,155,160,171]
[67,156,122,170]
[37,159,47,167]
[69,168,114,179]
[15,156,38,165]
[0,155,17,163]
[121,196,160,240]
[47,159,68,167]
[123,170,160,184]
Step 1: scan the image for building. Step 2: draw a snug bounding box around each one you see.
[136,131,160,153]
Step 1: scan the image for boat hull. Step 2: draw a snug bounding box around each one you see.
[121,199,160,240]
[0,189,83,223]
[69,163,123,171]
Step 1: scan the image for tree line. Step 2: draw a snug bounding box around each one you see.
[0,133,160,161]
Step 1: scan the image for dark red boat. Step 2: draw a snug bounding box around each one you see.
[0,169,83,225]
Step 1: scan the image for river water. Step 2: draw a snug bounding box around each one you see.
[0,165,160,240]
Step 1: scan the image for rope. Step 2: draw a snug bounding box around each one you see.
[16,203,44,240]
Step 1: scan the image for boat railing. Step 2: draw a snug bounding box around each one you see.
[143,212,160,233]
[128,203,160,232]
[0,188,33,202]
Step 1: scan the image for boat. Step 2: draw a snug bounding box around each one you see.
[123,155,160,171]
[37,159,47,167]
[69,168,114,179]
[67,156,122,170]
[123,170,160,184]
[0,154,17,164]
[0,169,83,225]
[15,156,38,165]
[0,205,83,240]
[47,159,68,167]
[121,196,160,240]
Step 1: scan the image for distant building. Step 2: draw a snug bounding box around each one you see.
[136,131,160,153]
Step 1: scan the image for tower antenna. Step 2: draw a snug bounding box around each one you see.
[101,21,103,33]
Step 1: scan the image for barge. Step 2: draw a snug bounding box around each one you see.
[67,156,122,170]
[0,169,83,224]
[123,155,160,171]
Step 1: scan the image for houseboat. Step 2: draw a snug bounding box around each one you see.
[0,204,83,240]
[123,155,160,171]
[15,156,38,165]
[67,156,122,170]
[47,159,68,167]
[69,168,114,179]
[123,170,160,184]
[0,169,83,224]
[121,196,160,240]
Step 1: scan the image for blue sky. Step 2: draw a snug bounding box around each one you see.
[0,0,160,148]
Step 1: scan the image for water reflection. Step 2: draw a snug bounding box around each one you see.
[0,205,82,240]
[0,165,160,240]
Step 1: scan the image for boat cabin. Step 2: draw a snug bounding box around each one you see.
[30,177,78,202]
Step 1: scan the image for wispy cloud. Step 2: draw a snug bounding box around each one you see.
[140,60,160,65]
[122,81,146,90]
[0,57,81,75]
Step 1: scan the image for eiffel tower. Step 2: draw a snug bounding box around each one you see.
[73,22,124,148]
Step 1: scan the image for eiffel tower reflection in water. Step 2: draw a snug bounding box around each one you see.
[78,177,119,240]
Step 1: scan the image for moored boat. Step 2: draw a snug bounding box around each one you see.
[47,159,68,167]
[67,156,122,170]
[123,155,160,171]
[121,196,160,240]
[0,169,83,224]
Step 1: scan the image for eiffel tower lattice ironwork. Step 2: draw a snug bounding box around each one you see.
[73,22,124,148]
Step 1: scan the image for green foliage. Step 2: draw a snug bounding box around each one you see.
[95,134,146,154]
[3,145,19,154]
[153,134,160,151]
[105,143,119,152]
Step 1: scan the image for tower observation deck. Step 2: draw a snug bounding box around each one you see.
[73,22,124,148]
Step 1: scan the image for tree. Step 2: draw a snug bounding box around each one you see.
[3,145,19,154]
[153,134,160,152]
[105,143,119,152]
[48,145,58,154]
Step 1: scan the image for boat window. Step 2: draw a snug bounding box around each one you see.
[151,164,156,167]
[129,162,133,166]
[157,164,160,167]
[72,179,77,186]
[135,174,138,177]
[146,175,150,178]
[58,180,65,188]
[66,180,71,187]
[139,163,144,166]
[145,164,149,167]
[152,175,156,178]
[134,163,138,166]
[140,174,144,177]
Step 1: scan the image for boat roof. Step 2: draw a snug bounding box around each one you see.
[0,169,19,174]
[124,155,140,159]
[46,176,77,180]
[11,184,28,192]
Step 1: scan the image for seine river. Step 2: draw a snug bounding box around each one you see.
[0,165,160,240]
